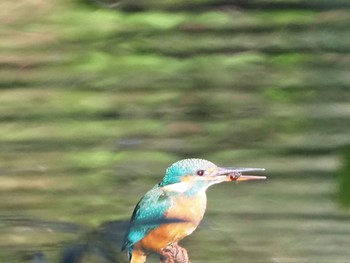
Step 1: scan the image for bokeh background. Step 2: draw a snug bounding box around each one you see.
[1,0,350,263]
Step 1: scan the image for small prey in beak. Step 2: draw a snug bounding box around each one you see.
[217,167,266,182]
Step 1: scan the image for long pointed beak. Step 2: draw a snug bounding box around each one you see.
[217,167,266,181]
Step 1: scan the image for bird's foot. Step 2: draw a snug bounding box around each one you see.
[160,244,190,263]
[160,249,174,263]
[173,245,190,263]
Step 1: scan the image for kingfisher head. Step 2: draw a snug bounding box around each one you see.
[159,158,266,189]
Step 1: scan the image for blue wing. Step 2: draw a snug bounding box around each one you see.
[122,185,173,251]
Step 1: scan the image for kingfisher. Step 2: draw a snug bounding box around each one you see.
[122,158,266,263]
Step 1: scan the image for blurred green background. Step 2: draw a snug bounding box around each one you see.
[1,0,350,262]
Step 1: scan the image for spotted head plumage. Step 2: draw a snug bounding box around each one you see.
[159,158,217,186]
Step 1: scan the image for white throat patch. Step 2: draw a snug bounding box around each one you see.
[162,182,191,193]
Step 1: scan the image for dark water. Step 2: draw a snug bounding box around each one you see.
[1,1,350,262]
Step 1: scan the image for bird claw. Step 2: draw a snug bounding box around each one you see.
[160,244,190,263]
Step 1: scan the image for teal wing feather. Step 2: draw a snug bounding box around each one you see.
[122,185,173,251]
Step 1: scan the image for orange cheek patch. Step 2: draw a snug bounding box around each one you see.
[180,175,194,182]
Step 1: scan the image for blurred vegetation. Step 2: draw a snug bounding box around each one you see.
[337,145,350,208]
[0,0,350,263]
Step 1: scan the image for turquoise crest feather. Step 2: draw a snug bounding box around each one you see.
[160,159,216,186]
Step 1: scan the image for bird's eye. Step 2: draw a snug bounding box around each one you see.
[196,170,205,176]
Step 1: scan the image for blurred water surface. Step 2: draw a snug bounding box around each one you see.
[1,0,350,263]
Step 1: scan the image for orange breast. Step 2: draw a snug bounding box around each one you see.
[135,192,207,253]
